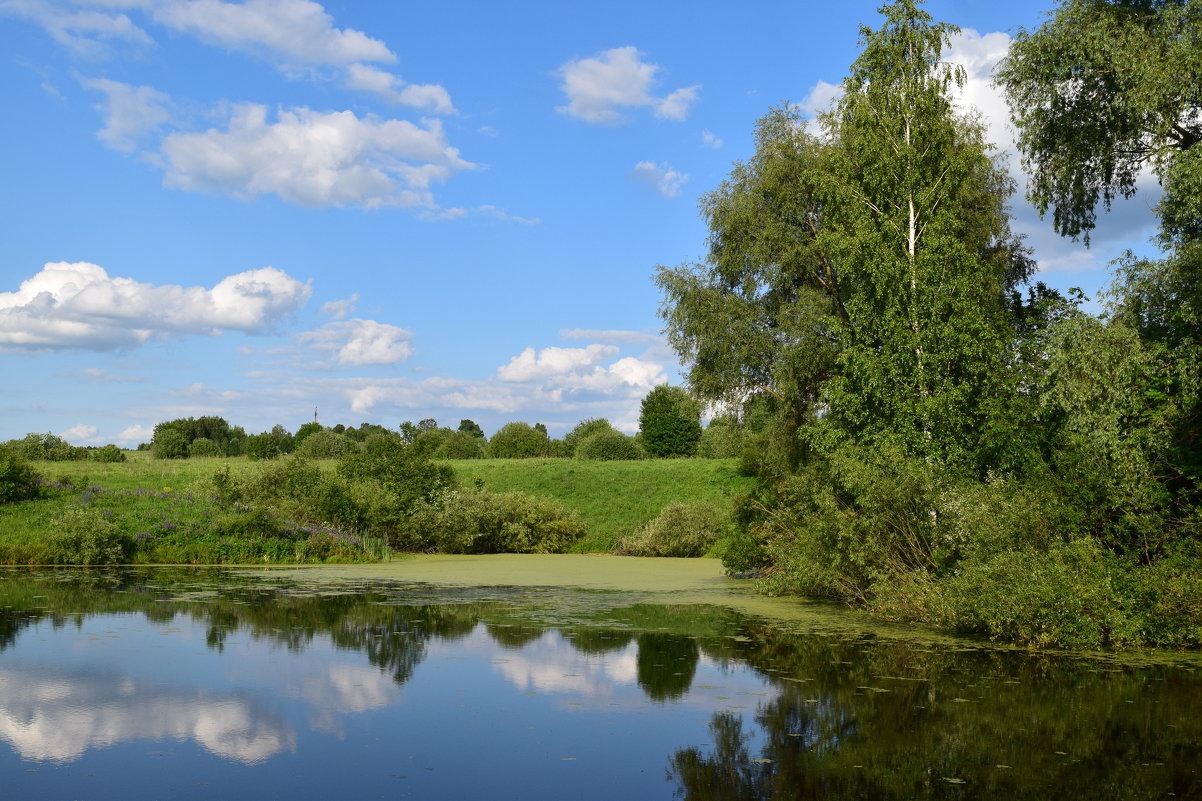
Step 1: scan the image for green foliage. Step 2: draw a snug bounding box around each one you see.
[754,444,948,603]
[487,422,556,458]
[457,419,485,438]
[430,430,486,459]
[151,416,245,458]
[996,0,1202,243]
[48,505,132,565]
[696,415,745,459]
[293,421,323,449]
[406,488,586,554]
[245,432,281,460]
[619,501,728,557]
[947,539,1138,650]
[0,448,43,504]
[338,434,455,512]
[563,418,618,456]
[91,444,126,463]
[639,385,703,458]
[295,430,355,459]
[575,429,643,461]
[189,437,222,458]
[153,427,189,460]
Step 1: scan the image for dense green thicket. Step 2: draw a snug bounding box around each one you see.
[657,0,1202,648]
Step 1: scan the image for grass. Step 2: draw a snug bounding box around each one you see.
[445,458,757,552]
[1,454,758,561]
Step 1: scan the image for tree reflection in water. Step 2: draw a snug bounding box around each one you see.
[2,567,1201,800]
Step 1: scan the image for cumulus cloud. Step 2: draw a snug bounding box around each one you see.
[556,46,698,124]
[82,77,172,152]
[159,104,473,208]
[297,318,414,366]
[0,261,311,351]
[700,129,723,149]
[115,423,155,446]
[344,63,455,114]
[151,0,394,66]
[59,423,97,444]
[799,80,842,119]
[497,345,619,382]
[631,161,688,198]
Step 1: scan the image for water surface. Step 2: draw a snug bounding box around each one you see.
[1,557,1199,800]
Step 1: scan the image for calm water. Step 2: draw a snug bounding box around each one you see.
[1,558,1200,800]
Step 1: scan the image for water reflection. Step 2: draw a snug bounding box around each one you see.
[0,663,294,764]
[1,567,1200,801]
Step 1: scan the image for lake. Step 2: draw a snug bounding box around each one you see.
[2,555,1199,800]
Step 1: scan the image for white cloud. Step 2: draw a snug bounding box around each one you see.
[82,77,172,152]
[151,0,394,66]
[0,1,153,57]
[319,293,359,320]
[344,63,455,114]
[655,85,699,121]
[631,161,688,198]
[159,104,473,208]
[59,423,97,444]
[497,344,618,382]
[556,46,698,124]
[0,261,311,351]
[700,129,723,149]
[297,318,414,366]
[799,79,842,119]
[115,423,154,446]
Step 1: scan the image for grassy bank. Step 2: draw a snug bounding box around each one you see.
[0,455,756,563]
[446,458,757,551]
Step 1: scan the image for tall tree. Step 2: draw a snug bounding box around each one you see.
[999,0,1202,527]
[995,0,1202,244]
[659,0,1032,471]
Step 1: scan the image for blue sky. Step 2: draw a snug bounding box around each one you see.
[0,0,1164,445]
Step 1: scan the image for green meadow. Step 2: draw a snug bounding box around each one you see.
[0,454,755,564]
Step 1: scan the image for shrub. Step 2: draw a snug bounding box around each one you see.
[947,539,1138,649]
[696,415,745,458]
[245,433,281,460]
[488,422,555,458]
[1115,542,1202,647]
[49,506,132,565]
[431,430,486,459]
[0,448,43,504]
[91,444,126,463]
[405,489,585,553]
[338,435,455,511]
[189,437,222,458]
[575,429,643,461]
[619,501,727,557]
[296,430,354,459]
[152,427,190,460]
[564,418,618,455]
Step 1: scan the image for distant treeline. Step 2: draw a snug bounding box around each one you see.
[132,384,760,463]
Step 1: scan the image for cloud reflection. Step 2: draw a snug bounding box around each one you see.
[0,664,295,764]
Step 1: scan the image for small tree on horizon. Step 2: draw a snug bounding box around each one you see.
[639,385,702,458]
